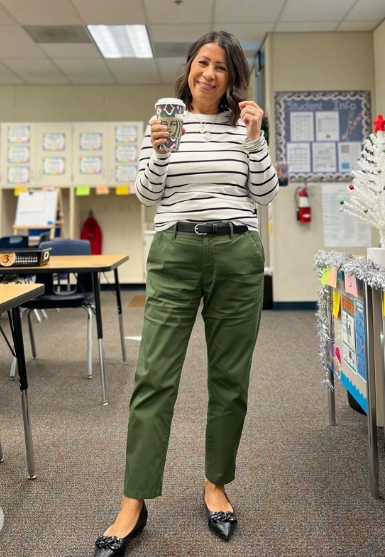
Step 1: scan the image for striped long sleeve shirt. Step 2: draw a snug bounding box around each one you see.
[135,110,279,231]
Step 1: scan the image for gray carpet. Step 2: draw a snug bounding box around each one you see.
[1,292,385,557]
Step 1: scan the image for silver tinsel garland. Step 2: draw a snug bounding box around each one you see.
[314,250,385,388]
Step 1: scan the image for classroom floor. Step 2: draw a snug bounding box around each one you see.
[1,291,385,557]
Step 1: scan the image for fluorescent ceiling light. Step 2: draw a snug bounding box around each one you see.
[87,25,153,58]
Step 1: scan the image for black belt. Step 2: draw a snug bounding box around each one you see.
[176,222,248,235]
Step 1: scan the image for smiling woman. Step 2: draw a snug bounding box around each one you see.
[186,43,229,115]
[175,31,250,126]
[92,30,279,557]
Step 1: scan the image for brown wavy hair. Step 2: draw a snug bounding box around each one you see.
[175,31,250,127]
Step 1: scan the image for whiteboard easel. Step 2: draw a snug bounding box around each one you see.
[13,189,64,239]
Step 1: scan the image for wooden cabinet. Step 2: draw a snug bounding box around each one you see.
[0,121,147,284]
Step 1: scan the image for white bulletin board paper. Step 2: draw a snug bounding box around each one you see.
[14,189,58,226]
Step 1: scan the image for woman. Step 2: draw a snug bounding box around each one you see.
[94,30,278,557]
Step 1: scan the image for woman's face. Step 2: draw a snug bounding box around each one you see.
[187,42,229,113]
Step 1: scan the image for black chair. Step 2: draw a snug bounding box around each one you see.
[20,239,95,379]
[38,231,51,246]
[0,235,29,249]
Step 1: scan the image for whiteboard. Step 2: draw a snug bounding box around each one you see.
[14,190,58,226]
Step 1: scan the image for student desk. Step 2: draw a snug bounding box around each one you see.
[0,254,129,405]
[0,283,45,479]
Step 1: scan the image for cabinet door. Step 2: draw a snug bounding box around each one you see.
[72,122,108,185]
[107,122,143,187]
[0,123,36,187]
[36,123,72,186]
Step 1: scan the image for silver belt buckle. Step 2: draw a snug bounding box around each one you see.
[194,224,207,235]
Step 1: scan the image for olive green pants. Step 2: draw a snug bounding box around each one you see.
[124,226,264,498]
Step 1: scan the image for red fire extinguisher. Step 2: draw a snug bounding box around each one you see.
[295,185,311,223]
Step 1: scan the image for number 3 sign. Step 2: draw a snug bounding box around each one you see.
[0,252,16,267]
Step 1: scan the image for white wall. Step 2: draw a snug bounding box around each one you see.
[0,84,174,123]
[265,32,375,304]
[374,20,385,115]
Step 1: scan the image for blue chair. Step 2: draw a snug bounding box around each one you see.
[20,239,95,379]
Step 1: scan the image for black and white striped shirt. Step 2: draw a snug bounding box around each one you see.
[135,110,279,231]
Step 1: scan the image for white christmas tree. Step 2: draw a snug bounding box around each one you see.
[340,115,385,246]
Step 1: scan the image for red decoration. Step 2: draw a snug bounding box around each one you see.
[349,184,354,190]
[373,114,385,132]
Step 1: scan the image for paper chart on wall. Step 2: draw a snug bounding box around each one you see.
[322,182,371,247]
[290,112,314,141]
[286,143,311,172]
[315,111,339,141]
[337,142,361,172]
[312,142,336,172]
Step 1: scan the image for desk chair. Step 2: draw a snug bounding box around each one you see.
[38,231,51,245]
[20,239,95,379]
[0,235,29,249]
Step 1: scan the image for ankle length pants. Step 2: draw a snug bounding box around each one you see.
[124,227,265,499]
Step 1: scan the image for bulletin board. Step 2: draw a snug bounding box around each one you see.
[274,90,372,183]
[14,189,58,227]
[332,286,368,413]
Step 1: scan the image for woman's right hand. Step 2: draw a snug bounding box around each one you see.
[149,118,169,154]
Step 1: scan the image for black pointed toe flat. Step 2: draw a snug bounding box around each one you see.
[203,493,237,541]
[94,501,148,557]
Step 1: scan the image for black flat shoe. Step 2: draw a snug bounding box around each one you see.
[203,492,237,541]
[94,501,148,557]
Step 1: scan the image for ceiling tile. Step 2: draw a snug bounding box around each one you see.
[0,3,17,24]
[53,57,116,83]
[148,24,211,43]
[0,60,24,83]
[280,0,356,22]
[157,57,185,84]
[39,43,101,58]
[0,0,83,25]
[212,23,272,42]
[337,20,379,31]
[23,25,91,44]
[106,59,161,84]
[72,0,146,24]
[152,42,190,58]
[0,26,46,58]
[2,58,70,84]
[275,22,339,32]
[214,0,285,23]
[345,0,385,21]
[144,0,214,24]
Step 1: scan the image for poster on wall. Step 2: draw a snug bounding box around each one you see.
[115,125,138,144]
[341,295,356,373]
[275,90,371,182]
[355,300,366,381]
[43,132,66,151]
[322,183,371,247]
[7,125,30,144]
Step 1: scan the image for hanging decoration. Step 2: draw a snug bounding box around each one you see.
[314,250,385,388]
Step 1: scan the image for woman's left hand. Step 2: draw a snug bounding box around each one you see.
[239,101,263,141]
